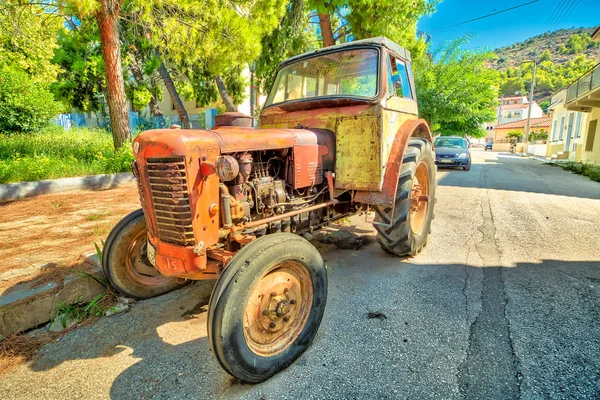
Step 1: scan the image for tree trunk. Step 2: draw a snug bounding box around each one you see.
[215,75,237,112]
[158,61,190,128]
[148,96,163,117]
[318,13,335,47]
[129,60,163,116]
[96,2,130,150]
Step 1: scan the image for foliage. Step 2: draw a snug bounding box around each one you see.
[492,28,598,100]
[492,28,598,70]
[414,38,499,138]
[125,0,287,107]
[552,162,600,182]
[119,17,164,114]
[256,0,316,94]
[0,127,134,183]
[52,294,106,328]
[538,100,550,113]
[506,131,523,138]
[497,54,596,99]
[189,65,247,108]
[308,0,437,59]
[539,49,552,62]
[0,66,61,133]
[530,128,548,141]
[52,21,105,112]
[562,34,597,54]
[0,1,62,84]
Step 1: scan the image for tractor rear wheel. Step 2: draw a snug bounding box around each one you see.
[103,209,184,299]
[208,233,327,383]
[373,138,436,256]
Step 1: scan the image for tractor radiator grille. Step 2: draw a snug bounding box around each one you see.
[147,157,195,247]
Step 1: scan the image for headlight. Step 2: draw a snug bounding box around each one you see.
[458,153,468,159]
[216,155,239,181]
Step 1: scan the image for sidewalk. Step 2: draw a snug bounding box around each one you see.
[0,182,141,336]
[0,182,139,286]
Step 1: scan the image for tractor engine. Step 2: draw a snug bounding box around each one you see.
[216,149,331,236]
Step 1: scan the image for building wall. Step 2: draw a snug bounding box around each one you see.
[493,127,524,152]
[497,102,544,125]
[546,99,589,160]
[579,108,600,165]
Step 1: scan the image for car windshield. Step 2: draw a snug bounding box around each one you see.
[265,48,379,107]
[434,138,468,149]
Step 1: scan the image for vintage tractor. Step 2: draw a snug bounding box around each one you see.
[103,37,436,382]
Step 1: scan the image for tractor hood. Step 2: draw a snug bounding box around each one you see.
[133,126,327,160]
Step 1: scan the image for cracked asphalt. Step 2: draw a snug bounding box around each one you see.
[1,150,600,399]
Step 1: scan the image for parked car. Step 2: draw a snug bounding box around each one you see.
[434,136,471,171]
[484,142,493,151]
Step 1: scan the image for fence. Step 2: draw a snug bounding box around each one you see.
[53,108,219,132]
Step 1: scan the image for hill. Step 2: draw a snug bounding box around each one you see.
[487,27,599,104]
[490,27,598,70]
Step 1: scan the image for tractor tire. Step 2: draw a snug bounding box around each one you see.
[373,138,436,256]
[103,209,184,299]
[208,233,327,383]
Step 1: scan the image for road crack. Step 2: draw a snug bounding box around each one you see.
[457,160,522,399]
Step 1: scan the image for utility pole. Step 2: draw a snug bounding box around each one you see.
[523,60,537,155]
[249,61,256,127]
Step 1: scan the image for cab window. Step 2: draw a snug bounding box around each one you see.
[386,57,395,96]
[389,57,413,100]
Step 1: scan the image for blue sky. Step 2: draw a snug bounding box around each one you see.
[417,0,600,51]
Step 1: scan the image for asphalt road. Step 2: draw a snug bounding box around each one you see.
[1,150,600,399]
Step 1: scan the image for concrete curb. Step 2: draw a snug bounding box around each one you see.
[0,172,135,203]
[0,254,106,338]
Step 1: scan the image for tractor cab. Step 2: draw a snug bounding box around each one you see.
[260,37,420,193]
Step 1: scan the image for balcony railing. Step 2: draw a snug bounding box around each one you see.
[566,62,600,103]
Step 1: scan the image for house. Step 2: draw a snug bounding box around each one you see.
[491,96,547,152]
[546,89,588,160]
[561,26,600,165]
[493,117,551,153]
[496,96,544,125]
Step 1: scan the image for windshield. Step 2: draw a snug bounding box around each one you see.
[265,48,379,107]
[434,138,468,149]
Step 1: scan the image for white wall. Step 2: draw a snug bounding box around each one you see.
[528,143,547,156]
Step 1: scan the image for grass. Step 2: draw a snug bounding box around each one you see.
[0,126,134,184]
[549,161,600,182]
[86,210,110,221]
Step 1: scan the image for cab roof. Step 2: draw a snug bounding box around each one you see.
[280,37,411,68]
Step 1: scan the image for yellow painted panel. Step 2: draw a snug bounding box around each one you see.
[381,110,416,168]
[335,116,382,191]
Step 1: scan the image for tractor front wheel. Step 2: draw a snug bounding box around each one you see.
[373,138,437,256]
[103,209,184,299]
[208,233,327,383]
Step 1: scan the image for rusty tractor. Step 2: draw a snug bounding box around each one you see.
[103,37,437,382]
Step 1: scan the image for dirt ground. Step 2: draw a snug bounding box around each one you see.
[0,183,140,284]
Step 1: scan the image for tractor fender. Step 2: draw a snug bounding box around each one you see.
[354,118,432,208]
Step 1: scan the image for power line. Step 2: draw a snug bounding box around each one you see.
[542,0,570,33]
[548,0,580,32]
[546,0,575,32]
[561,0,583,26]
[430,0,539,33]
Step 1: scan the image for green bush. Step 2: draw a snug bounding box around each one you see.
[559,162,600,182]
[0,66,61,133]
[0,127,134,183]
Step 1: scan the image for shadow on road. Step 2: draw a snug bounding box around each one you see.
[20,256,600,399]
